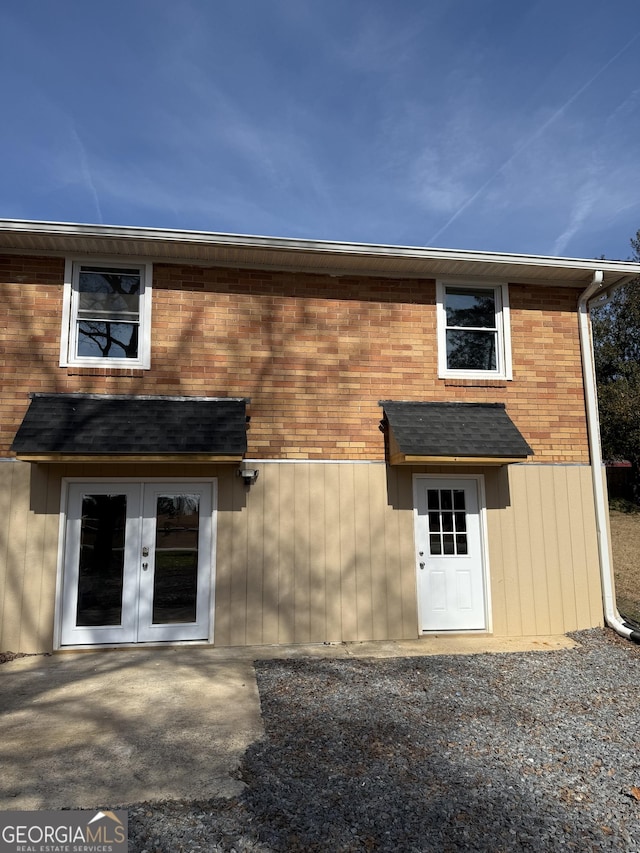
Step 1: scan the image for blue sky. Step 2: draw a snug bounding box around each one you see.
[1,0,640,260]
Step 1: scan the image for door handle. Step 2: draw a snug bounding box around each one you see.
[419,562,425,570]
[142,562,149,571]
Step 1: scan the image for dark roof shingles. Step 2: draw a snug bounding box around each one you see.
[381,401,533,458]
[11,394,247,456]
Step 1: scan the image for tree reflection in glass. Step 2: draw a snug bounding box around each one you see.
[152,495,200,624]
[76,267,141,359]
[76,494,127,626]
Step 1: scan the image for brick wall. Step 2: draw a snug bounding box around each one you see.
[0,256,589,462]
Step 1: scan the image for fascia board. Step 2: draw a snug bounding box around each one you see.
[2,219,640,282]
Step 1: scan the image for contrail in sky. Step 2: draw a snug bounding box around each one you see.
[427,29,640,247]
[72,125,104,224]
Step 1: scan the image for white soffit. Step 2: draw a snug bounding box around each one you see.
[1,219,640,288]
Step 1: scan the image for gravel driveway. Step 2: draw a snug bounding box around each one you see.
[129,629,640,852]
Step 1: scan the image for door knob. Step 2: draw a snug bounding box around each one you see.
[142,562,149,571]
[419,562,425,570]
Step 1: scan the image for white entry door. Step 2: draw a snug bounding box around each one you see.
[60,481,214,646]
[414,476,487,631]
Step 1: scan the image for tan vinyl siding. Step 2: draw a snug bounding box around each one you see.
[0,460,603,653]
[0,461,59,653]
[500,464,603,635]
[212,463,419,646]
[212,462,603,645]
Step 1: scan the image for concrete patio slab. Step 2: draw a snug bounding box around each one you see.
[247,633,577,660]
[0,648,263,810]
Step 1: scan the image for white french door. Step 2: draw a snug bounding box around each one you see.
[414,476,488,631]
[60,481,214,646]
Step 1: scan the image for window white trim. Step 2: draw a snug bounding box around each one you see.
[60,258,153,369]
[436,280,512,380]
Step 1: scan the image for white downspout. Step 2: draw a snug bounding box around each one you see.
[578,271,639,641]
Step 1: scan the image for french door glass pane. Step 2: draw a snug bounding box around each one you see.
[153,495,200,624]
[77,494,127,626]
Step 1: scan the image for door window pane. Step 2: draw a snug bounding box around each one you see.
[456,534,468,555]
[427,488,470,557]
[152,495,200,624]
[427,489,440,510]
[76,494,127,626]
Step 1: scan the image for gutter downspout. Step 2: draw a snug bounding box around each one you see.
[578,271,640,642]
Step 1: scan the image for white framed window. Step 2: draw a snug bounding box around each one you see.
[60,260,152,368]
[436,281,512,380]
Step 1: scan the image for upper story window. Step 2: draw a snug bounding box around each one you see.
[61,260,152,368]
[436,281,512,379]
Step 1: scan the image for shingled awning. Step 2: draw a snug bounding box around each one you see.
[380,401,533,465]
[11,394,248,462]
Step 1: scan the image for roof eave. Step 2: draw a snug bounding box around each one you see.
[389,452,530,465]
[13,453,245,463]
[2,219,640,286]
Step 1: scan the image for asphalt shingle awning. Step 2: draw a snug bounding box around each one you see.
[11,394,248,462]
[380,401,533,465]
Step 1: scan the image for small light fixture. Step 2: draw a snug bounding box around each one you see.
[237,467,259,485]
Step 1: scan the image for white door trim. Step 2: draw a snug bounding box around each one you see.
[137,481,213,643]
[55,477,218,649]
[412,473,492,633]
[60,483,142,645]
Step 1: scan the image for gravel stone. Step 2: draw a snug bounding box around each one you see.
[127,629,640,852]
